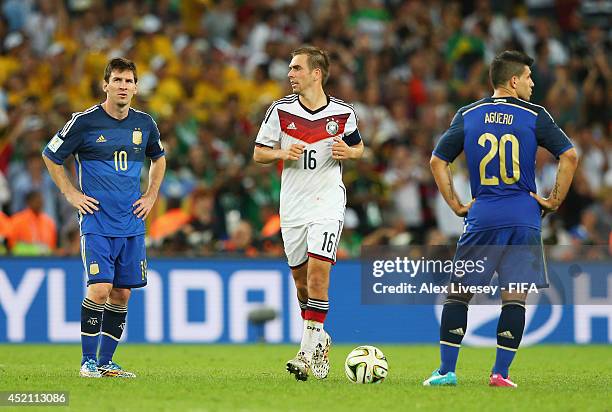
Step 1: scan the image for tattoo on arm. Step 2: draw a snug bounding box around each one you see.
[551,176,560,201]
[549,172,559,200]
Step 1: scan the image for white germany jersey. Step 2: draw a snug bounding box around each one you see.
[256,94,361,227]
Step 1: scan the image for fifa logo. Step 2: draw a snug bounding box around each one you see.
[307,325,321,332]
[87,317,98,326]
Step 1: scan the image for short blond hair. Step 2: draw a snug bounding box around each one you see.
[291,46,330,85]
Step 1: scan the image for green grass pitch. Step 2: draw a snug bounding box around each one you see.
[0,344,609,411]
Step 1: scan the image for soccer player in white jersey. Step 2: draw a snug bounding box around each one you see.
[253,46,364,381]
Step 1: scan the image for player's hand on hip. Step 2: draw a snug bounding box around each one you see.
[282,144,305,161]
[133,193,157,219]
[66,190,99,214]
[331,137,350,159]
[530,192,558,216]
[454,198,475,217]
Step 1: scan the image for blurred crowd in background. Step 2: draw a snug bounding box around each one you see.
[0,0,610,259]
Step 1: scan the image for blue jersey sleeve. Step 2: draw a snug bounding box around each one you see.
[535,109,573,158]
[145,118,165,159]
[433,111,464,162]
[42,115,85,164]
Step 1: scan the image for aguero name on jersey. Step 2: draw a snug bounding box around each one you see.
[433,96,573,232]
[256,94,361,227]
[43,105,165,237]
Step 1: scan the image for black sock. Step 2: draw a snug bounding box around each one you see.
[98,302,127,365]
[81,298,103,365]
[439,297,469,374]
[493,301,526,378]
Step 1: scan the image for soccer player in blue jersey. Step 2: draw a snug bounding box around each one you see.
[424,51,578,387]
[42,58,166,378]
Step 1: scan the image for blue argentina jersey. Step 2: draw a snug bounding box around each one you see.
[433,97,573,232]
[43,105,165,237]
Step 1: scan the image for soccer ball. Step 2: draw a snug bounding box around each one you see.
[344,345,388,384]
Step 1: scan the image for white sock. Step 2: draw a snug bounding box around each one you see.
[299,320,324,359]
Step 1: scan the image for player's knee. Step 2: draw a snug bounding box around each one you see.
[108,288,131,305]
[87,284,112,304]
[291,273,307,289]
[294,274,307,288]
[295,277,307,288]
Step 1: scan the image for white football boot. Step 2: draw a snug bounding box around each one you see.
[286,351,311,381]
[311,332,331,379]
[79,359,102,378]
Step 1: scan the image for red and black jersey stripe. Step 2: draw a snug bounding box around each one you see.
[278,110,351,144]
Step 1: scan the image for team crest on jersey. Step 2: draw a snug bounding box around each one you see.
[132,129,142,145]
[89,262,99,275]
[326,119,339,136]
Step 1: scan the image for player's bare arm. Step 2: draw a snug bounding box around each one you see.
[133,155,166,219]
[429,155,474,217]
[530,147,578,215]
[253,143,305,164]
[331,138,364,160]
[42,154,99,214]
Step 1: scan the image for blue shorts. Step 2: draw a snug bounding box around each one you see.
[452,227,548,289]
[81,234,147,288]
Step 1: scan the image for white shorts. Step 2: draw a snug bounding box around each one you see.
[281,220,344,268]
